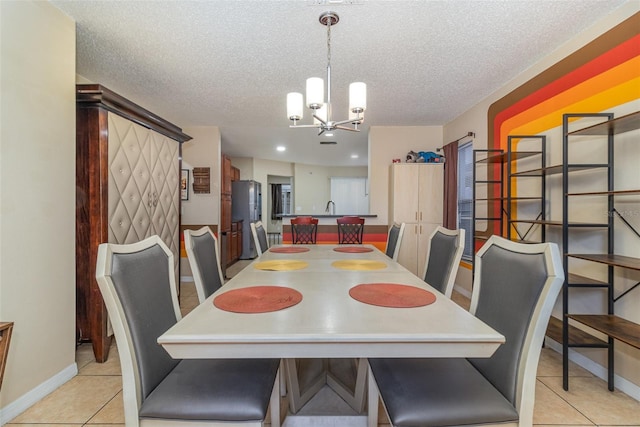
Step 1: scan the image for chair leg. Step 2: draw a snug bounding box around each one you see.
[326,358,367,414]
[367,363,379,427]
[284,358,327,414]
[279,360,287,397]
[270,368,281,427]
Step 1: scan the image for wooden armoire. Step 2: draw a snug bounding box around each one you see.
[76,84,191,362]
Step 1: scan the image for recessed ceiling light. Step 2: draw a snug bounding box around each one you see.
[351,154,359,159]
[325,133,334,137]
[276,146,286,152]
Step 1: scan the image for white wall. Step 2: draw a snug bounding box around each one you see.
[444,2,640,395]
[368,126,444,226]
[181,126,221,226]
[0,0,77,420]
[231,157,254,181]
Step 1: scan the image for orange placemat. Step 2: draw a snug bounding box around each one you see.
[214,286,303,313]
[269,247,310,253]
[331,259,387,271]
[333,246,373,253]
[254,260,309,271]
[349,283,436,308]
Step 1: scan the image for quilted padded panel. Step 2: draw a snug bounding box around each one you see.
[108,113,180,281]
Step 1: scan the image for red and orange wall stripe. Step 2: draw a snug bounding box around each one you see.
[485,13,639,239]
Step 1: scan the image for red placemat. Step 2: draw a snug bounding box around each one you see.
[214,286,303,313]
[333,246,373,253]
[349,283,436,308]
[269,247,310,253]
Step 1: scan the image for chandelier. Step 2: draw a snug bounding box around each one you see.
[286,11,366,135]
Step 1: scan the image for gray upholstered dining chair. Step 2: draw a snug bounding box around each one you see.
[251,221,269,256]
[183,227,225,303]
[95,235,281,427]
[384,222,406,261]
[422,226,465,298]
[368,235,564,427]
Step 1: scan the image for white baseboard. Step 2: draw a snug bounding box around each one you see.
[452,284,472,299]
[0,362,77,425]
[545,338,640,401]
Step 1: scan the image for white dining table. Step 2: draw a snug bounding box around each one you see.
[158,244,505,360]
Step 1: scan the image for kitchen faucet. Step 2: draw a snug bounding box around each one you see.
[325,200,335,215]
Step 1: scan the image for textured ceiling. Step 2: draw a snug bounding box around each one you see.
[51,0,629,166]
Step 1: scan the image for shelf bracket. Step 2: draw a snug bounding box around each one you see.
[614,280,640,303]
[612,208,640,240]
[511,211,543,241]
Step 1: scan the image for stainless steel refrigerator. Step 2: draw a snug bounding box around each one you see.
[232,180,262,259]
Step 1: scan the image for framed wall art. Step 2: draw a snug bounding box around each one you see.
[181,169,189,201]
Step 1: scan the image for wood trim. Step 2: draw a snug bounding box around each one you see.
[76,84,192,143]
[76,107,112,361]
[0,322,14,391]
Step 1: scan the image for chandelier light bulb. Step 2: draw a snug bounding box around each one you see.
[306,78,324,109]
[349,82,366,113]
[287,92,303,121]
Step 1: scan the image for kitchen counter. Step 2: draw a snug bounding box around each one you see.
[279,214,377,218]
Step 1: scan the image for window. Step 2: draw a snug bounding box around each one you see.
[458,142,473,261]
[281,184,292,215]
[330,177,369,215]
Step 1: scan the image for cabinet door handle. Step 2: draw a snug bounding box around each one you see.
[415,212,418,221]
[147,192,153,208]
[420,212,423,221]
[420,224,423,234]
[153,191,158,207]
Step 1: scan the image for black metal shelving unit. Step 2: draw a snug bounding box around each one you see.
[472,149,505,276]
[561,111,640,391]
[505,135,548,243]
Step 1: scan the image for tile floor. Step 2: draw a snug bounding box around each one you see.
[6,261,640,426]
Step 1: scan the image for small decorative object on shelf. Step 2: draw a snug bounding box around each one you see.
[405,150,445,163]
